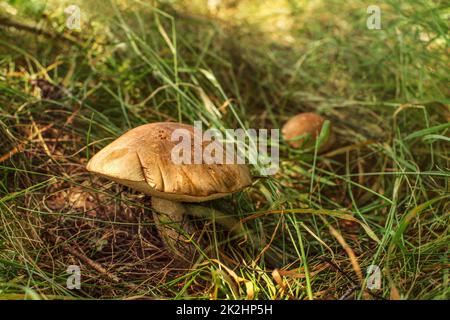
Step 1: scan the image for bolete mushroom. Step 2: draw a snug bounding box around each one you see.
[86,122,252,259]
[282,112,334,152]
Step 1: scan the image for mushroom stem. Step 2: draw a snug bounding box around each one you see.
[184,205,260,249]
[151,197,196,259]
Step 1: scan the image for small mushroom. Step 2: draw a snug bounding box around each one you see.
[282,112,334,152]
[86,122,252,259]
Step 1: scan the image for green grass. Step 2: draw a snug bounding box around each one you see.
[0,0,449,300]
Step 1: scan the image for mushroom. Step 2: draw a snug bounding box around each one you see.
[86,122,252,259]
[281,112,334,152]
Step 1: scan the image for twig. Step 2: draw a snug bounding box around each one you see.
[44,230,134,287]
[0,17,81,47]
[320,257,386,300]
[0,123,54,163]
[63,245,122,284]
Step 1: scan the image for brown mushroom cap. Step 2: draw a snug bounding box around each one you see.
[86,122,252,202]
[282,112,334,151]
